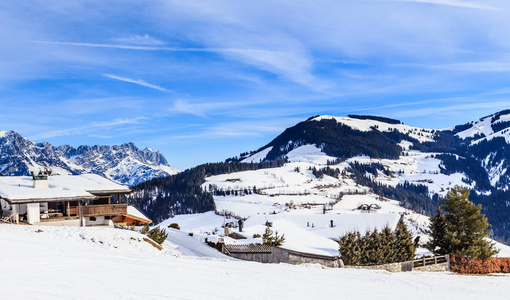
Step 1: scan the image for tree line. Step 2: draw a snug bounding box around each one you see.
[127,160,287,223]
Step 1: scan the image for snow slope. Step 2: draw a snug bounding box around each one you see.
[456,111,510,144]
[1,224,510,300]
[312,115,435,142]
[190,144,510,258]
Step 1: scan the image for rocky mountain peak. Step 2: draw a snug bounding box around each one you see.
[0,131,178,185]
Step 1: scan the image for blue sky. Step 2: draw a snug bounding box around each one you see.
[1,0,510,170]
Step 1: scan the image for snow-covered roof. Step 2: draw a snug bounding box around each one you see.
[0,174,131,203]
[126,205,151,222]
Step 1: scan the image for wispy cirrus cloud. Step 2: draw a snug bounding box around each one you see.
[31,40,244,52]
[103,74,169,92]
[167,98,269,117]
[29,117,147,140]
[391,100,510,119]
[396,61,510,73]
[31,40,315,85]
[382,0,500,11]
[164,118,300,140]
[111,34,165,46]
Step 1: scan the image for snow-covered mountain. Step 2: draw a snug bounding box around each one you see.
[130,110,510,248]
[454,109,510,190]
[0,130,178,185]
[236,112,510,192]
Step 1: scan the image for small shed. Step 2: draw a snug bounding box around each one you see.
[222,243,342,268]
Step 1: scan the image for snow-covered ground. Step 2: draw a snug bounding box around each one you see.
[193,144,510,257]
[2,224,510,300]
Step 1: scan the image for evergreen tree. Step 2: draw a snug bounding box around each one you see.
[365,229,383,265]
[147,227,169,245]
[425,206,450,255]
[338,231,362,265]
[339,222,416,266]
[394,219,416,262]
[262,224,285,247]
[426,186,498,259]
[380,225,397,264]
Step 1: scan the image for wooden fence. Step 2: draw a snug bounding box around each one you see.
[404,255,450,272]
[413,255,450,268]
[347,255,450,272]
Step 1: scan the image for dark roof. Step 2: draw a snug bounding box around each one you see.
[283,248,340,260]
[228,232,247,240]
[223,244,272,253]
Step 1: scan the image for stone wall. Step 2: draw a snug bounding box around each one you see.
[347,262,402,272]
[414,262,450,272]
[288,253,341,268]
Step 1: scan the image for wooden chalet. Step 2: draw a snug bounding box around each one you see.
[0,173,149,227]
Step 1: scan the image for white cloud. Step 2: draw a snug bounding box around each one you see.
[168,98,268,117]
[396,61,510,73]
[164,118,300,140]
[393,101,510,118]
[33,40,315,85]
[383,0,500,11]
[111,34,165,46]
[30,117,147,140]
[103,74,169,92]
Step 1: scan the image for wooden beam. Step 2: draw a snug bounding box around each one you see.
[78,201,83,227]
[67,201,70,218]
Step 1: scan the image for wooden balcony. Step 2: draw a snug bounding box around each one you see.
[82,204,128,217]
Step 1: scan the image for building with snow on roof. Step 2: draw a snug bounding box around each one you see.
[0,173,150,227]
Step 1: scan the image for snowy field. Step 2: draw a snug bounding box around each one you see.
[2,224,510,300]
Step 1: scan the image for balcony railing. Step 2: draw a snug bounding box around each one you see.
[82,204,128,217]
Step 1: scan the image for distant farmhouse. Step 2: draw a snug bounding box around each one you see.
[0,173,151,227]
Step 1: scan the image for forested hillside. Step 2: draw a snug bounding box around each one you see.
[127,160,287,223]
[130,110,510,243]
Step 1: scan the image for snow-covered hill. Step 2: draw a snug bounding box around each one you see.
[131,110,510,247]
[2,224,510,300]
[0,130,178,185]
[156,144,507,258]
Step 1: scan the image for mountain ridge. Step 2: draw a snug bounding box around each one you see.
[129,109,510,244]
[0,130,178,186]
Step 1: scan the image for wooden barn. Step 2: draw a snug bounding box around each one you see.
[222,244,343,268]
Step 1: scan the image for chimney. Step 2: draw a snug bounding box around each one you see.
[31,171,48,189]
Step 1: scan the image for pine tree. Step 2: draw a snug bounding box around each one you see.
[339,222,416,266]
[425,206,450,255]
[394,218,416,262]
[365,229,383,265]
[262,224,285,247]
[426,186,498,259]
[147,227,169,245]
[380,225,397,264]
[339,231,361,265]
